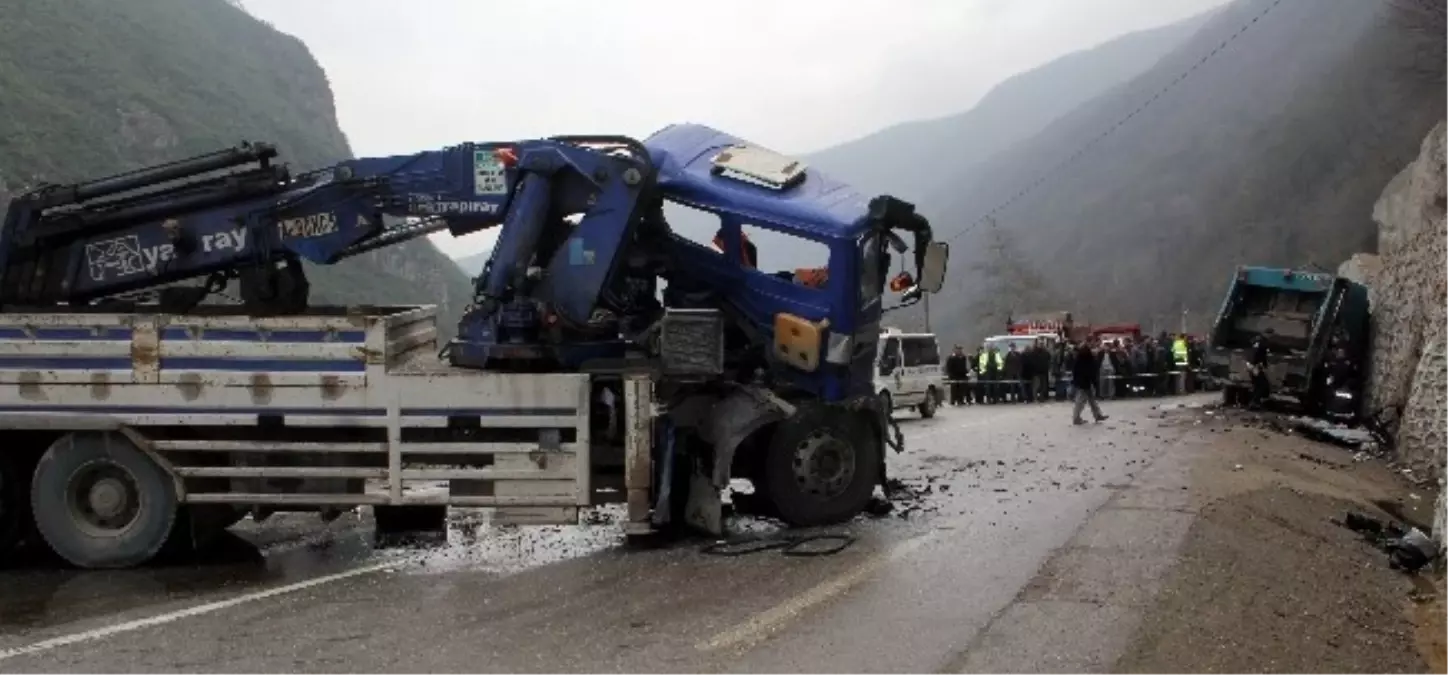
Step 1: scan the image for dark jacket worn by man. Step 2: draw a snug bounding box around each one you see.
[1003,348,1023,401]
[1072,343,1099,391]
[945,349,970,405]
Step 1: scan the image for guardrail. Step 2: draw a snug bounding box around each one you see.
[938,368,1213,400]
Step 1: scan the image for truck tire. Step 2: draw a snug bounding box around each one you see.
[918,387,939,418]
[762,406,882,527]
[30,432,178,569]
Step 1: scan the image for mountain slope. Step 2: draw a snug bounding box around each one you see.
[662,10,1219,284]
[804,9,1218,205]
[453,250,490,278]
[0,0,473,330]
[921,0,1445,342]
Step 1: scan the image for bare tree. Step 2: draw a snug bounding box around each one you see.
[964,217,1057,339]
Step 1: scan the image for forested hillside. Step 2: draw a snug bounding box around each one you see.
[920,0,1446,341]
[805,9,1218,205]
[0,0,473,328]
[802,0,1443,345]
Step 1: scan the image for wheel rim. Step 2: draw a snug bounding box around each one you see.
[791,430,857,499]
[65,461,143,537]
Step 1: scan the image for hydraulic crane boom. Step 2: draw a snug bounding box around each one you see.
[0,124,949,396]
[0,136,652,322]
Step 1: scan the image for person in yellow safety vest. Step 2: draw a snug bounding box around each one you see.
[977,347,1002,403]
[1172,335,1191,393]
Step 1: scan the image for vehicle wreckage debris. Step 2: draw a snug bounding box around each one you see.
[699,533,855,557]
[1337,510,1439,573]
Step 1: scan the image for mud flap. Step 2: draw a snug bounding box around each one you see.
[700,387,793,487]
[649,422,724,537]
[684,469,723,537]
[649,418,680,530]
[373,505,446,548]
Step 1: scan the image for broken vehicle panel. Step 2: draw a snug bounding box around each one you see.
[1205,265,1370,414]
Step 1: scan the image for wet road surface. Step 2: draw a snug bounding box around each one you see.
[0,395,1214,672]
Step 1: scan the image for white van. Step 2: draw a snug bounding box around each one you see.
[875,328,946,418]
[981,333,1060,356]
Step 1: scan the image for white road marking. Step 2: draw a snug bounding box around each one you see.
[0,560,404,663]
[697,532,936,653]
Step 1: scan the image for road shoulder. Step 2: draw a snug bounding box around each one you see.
[1115,410,1441,673]
[945,403,1445,673]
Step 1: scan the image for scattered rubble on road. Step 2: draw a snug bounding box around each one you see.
[1339,510,1440,573]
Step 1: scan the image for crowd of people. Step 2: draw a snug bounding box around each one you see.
[942,332,1210,407]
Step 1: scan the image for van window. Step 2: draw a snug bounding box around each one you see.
[878,337,901,375]
[880,337,901,362]
[901,336,940,367]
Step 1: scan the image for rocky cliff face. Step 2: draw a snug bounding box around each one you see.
[0,0,473,331]
[1346,120,1446,546]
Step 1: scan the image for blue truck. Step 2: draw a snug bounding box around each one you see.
[1205,266,1371,416]
[0,125,949,569]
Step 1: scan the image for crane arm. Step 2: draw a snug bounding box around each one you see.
[0,136,651,318]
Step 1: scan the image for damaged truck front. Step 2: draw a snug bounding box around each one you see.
[1206,266,1370,415]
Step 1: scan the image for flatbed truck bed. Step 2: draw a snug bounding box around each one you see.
[0,305,656,569]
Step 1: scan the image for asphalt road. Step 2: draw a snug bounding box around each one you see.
[0,394,1212,673]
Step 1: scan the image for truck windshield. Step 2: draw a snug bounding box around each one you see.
[1223,286,1327,350]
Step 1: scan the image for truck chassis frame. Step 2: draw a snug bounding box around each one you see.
[0,305,658,567]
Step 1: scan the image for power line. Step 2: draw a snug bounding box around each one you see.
[940,0,1288,247]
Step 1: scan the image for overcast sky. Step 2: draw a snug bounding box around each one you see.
[242,0,1232,258]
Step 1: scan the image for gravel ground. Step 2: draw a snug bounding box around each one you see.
[1115,408,1445,673]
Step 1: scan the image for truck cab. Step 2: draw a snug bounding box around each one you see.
[647,124,947,403]
[874,328,945,418]
[1206,266,1370,412]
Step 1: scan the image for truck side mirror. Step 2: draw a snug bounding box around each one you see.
[919,242,949,294]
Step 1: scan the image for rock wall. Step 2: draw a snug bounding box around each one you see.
[1357,120,1445,546]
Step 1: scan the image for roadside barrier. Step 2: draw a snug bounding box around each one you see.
[937,369,1212,401]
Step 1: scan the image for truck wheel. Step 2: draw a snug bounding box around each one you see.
[918,388,939,418]
[762,406,882,527]
[30,432,178,569]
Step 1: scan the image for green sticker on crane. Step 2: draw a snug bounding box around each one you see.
[473,150,508,196]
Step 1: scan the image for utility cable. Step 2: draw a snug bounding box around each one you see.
[939,0,1289,247]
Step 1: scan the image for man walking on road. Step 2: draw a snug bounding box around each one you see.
[1072,337,1108,425]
